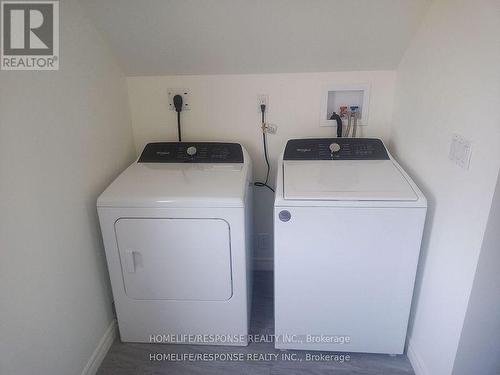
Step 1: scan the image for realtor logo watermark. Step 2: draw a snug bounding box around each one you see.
[1,0,59,70]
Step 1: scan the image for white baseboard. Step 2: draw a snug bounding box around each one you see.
[407,339,429,375]
[81,319,117,375]
[254,257,273,271]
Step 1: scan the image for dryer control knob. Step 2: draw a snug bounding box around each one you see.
[186,146,197,156]
[330,143,341,153]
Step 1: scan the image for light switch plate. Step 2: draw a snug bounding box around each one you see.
[449,134,472,170]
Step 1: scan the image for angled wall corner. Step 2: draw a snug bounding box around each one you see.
[390,0,500,374]
[0,0,135,374]
[452,169,500,375]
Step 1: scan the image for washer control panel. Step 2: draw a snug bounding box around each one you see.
[284,138,389,160]
[138,142,244,163]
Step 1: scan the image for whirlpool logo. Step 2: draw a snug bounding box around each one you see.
[1,0,59,70]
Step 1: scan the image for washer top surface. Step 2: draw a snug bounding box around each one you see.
[98,142,250,208]
[277,138,426,207]
[284,159,417,201]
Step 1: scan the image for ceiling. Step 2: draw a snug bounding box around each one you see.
[80,0,431,76]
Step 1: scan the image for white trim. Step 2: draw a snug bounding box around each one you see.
[81,320,117,375]
[407,339,430,375]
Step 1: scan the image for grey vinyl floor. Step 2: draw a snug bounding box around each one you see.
[97,271,415,375]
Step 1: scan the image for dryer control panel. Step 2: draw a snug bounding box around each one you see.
[138,142,244,163]
[284,138,389,160]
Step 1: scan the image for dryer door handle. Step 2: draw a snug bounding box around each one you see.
[124,250,137,273]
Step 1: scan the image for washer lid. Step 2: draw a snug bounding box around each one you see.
[283,160,418,201]
[98,161,248,208]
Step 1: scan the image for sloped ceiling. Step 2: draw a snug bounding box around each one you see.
[80,0,430,76]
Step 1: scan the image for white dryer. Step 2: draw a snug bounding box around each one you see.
[98,142,253,345]
[274,138,426,354]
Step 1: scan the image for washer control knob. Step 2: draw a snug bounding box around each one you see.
[186,146,197,156]
[330,143,341,153]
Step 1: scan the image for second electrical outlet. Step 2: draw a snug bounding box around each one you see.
[258,94,269,113]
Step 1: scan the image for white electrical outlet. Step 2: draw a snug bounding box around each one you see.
[449,134,472,169]
[168,89,191,111]
[258,94,269,112]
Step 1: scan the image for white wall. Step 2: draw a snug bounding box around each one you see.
[390,0,500,374]
[127,71,396,267]
[0,1,135,374]
[81,0,430,75]
[452,171,500,375]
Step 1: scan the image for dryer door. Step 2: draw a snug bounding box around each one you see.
[115,218,232,301]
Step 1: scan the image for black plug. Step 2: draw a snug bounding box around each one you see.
[173,95,183,141]
[173,95,183,113]
[260,104,266,124]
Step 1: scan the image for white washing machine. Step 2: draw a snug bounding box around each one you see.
[98,142,253,345]
[274,138,426,354]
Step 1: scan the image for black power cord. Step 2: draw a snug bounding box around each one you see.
[173,94,183,141]
[254,104,275,193]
